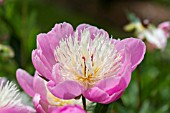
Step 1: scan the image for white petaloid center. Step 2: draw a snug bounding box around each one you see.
[55,30,122,89]
[0,80,22,108]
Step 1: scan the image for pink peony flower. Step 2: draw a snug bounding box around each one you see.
[32,22,146,104]
[0,78,35,113]
[16,69,84,113]
[49,105,86,113]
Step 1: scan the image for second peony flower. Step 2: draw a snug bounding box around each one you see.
[32,22,146,104]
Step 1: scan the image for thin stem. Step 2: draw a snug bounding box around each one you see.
[82,95,86,111]
[117,98,125,107]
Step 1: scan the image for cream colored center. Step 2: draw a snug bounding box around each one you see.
[55,30,122,89]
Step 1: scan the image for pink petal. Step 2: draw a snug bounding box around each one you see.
[33,74,48,103]
[16,69,35,97]
[33,94,46,113]
[116,45,132,86]
[76,24,109,40]
[37,34,56,65]
[51,105,86,113]
[96,76,124,94]
[37,22,74,64]
[52,63,63,83]
[102,90,124,104]
[32,49,53,81]
[115,38,146,71]
[106,65,131,96]
[83,87,109,103]
[47,22,74,47]
[47,80,84,99]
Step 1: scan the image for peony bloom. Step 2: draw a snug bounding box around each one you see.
[124,19,170,50]
[32,22,146,104]
[16,69,86,113]
[49,105,86,113]
[0,78,35,113]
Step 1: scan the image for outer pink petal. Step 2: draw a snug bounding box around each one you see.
[32,49,53,81]
[33,74,48,103]
[33,94,46,113]
[83,87,110,103]
[115,38,146,71]
[76,24,109,40]
[47,22,74,49]
[96,76,125,95]
[16,69,35,97]
[37,34,56,65]
[102,65,131,104]
[37,22,74,64]
[102,90,124,104]
[50,105,86,113]
[116,45,132,87]
[47,80,84,99]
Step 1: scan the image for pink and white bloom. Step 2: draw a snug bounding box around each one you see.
[32,22,146,104]
[138,28,167,50]
[125,20,170,50]
[0,78,35,113]
[16,69,86,113]
[49,105,86,113]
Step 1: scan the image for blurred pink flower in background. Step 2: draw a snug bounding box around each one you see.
[32,22,145,104]
[138,28,167,50]
[17,69,84,113]
[0,0,3,5]
[0,78,35,113]
[125,18,170,50]
[138,22,170,50]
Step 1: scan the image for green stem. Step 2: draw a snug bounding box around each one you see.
[82,95,86,111]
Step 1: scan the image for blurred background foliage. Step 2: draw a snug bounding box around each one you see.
[0,0,170,113]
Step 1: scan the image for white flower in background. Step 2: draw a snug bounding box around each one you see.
[124,15,170,50]
[0,78,35,113]
[138,27,167,49]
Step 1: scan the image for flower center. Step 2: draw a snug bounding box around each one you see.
[55,30,122,89]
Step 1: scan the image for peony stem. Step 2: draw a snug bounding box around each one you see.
[82,95,86,111]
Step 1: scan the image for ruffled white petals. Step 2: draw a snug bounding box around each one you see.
[0,80,21,108]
